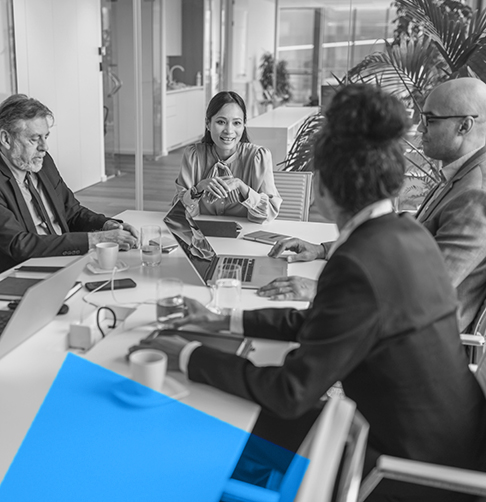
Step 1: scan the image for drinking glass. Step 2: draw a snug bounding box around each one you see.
[140,225,162,267]
[156,278,187,329]
[212,263,241,315]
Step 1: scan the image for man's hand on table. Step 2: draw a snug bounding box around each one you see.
[89,221,139,251]
[127,298,231,371]
[171,297,231,331]
[128,335,190,371]
[257,276,317,302]
[268,238,325,263]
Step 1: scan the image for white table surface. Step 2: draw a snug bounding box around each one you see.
[0,212,337,482]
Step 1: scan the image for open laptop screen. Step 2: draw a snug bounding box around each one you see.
[163,201,218,282]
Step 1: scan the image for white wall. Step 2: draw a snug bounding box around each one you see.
[230,0,276,118]
[13,0,104,192]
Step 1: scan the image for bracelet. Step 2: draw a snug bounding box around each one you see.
[190,186,204,200]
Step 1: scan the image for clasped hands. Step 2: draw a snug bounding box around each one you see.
[89,220,139,251]
[197,170,249,203]
[127,297,232,371]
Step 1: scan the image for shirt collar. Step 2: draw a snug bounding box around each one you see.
[327,199,394,259]
[441,146,482,181]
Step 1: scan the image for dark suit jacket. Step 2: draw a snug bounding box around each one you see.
[0,153,109,271]
[188,213,486,491]
[416,146,486,332]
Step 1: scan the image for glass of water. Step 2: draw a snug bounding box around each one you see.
[156,278,187,329]
[212,263,242,316]
[140,225,162,267]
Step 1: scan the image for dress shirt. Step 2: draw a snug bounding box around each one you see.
[179,198,394,374]
[0,152,62,235]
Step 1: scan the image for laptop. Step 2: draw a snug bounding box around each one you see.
[0,254,90,360]
[163,201,288,289]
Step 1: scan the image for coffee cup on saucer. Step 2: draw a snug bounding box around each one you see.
[96,242,119,270]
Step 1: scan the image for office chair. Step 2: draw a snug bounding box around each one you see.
[358,350,486,502]
[461,298,486,364]
[221,395,369,502]
[273,171,313,222]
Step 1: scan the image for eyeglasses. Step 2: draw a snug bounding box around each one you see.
[420,112,479,128]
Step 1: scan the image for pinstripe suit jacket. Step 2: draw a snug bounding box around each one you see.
[416,145,486,332]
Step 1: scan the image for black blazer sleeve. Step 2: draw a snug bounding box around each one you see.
[188,254,379,419]
[0,154,109,269]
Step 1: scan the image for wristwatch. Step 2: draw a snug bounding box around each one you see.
[190,186,203,200]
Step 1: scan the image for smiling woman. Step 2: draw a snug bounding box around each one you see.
[172,91,282,224]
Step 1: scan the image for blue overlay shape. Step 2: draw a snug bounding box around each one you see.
[0,353,250,501]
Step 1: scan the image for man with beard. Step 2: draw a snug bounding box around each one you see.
[0,94,138,272]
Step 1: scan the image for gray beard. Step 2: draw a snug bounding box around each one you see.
[10,154,43,173]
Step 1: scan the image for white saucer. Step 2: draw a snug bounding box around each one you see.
[162,376,190,400]
[87,260,129,274]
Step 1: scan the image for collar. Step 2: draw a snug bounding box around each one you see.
[441,146,483,181]
[327,199,394,259]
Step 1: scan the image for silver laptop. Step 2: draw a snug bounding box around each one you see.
[0,254,90,359]
[164,201,288,289]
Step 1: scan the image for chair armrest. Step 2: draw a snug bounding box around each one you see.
[376,455,486,496]
[460,334,485,347]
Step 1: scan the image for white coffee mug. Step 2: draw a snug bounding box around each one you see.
[129,349,167,391]
[96,242,119,270]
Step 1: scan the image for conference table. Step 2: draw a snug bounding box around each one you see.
[0,210,338,485]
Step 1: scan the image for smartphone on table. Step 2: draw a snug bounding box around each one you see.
[84,278,137,292]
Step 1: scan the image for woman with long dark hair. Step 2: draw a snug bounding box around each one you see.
[173,91,281,223]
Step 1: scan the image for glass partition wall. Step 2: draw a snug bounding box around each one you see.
[278,1,394,106]
[0,0,16,102]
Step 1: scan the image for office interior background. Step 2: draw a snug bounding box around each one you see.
[0,0,481,212]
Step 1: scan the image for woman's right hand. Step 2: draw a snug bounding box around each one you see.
[197,177,231,202]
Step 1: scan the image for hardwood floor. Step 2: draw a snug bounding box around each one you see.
[75,148,325,222]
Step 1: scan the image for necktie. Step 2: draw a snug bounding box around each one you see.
[24,172,57,234]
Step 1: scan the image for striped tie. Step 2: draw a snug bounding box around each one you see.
[24,172,57,234]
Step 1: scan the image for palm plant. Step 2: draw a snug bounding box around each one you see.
[345,0,486,205]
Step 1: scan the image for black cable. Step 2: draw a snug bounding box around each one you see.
[96,306,117,338]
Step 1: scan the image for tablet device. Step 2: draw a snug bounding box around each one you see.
[242,230,291,245]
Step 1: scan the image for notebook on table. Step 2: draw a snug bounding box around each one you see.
[163,201,288,289]
[0,254,90,360]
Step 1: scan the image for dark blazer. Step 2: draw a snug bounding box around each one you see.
[0,153,109,271]
[188,213,486,499]
[416,145,486,332]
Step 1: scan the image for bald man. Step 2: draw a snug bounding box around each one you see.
[259,78,486,334]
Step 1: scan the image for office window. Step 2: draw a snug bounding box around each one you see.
[278,2,394,105]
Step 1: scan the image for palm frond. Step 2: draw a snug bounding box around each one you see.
[279,113,325,172]
[347,37,442,103]
[396,0,486,72]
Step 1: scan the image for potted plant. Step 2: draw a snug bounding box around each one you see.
[259,52,292,108]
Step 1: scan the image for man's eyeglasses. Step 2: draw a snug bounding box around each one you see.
[420,112,479,128]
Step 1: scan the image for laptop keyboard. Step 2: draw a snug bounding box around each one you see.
[221,257,255,282]
[0,310,13,336]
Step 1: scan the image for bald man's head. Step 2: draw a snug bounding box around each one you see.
[419,78,486,164]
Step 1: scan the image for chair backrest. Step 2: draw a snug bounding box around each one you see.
[292,396,369,502]
[220,396,368,502]
[274,170,313,222]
